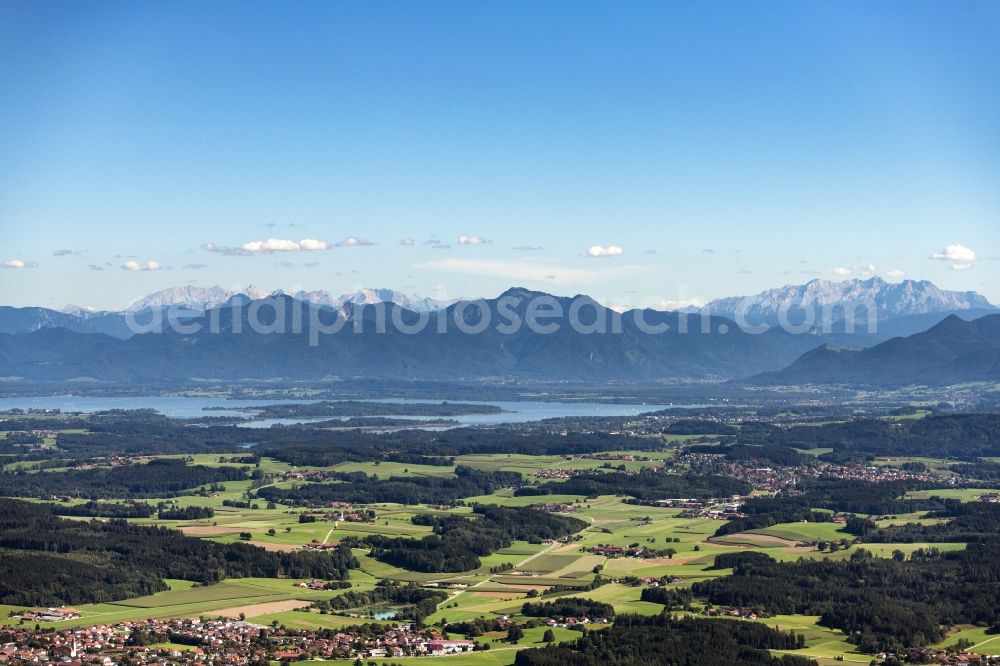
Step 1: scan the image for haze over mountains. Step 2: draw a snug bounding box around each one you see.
[0,288,810,382]
[698,277,994,326]
[750,313,1000,387]
[1,278,993,338]
[0,279,996,387]
[123,286,450,315]
[0,287,453,339]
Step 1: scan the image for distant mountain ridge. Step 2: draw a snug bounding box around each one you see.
[0,279,994,377]
[0,288,824,382]
[698,277,994,327]
[750,313,1000,387]
[124,285,270,312]
[1,286,997,386]
[0,306,135,339]
[0,287,453,339]
[128,285,449,315]
[288,288,450,314]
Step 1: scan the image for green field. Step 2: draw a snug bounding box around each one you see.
[905,488,1000,502]
[2,447,987,665]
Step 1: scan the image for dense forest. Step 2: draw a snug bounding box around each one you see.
[513,614,813,666]
[950,459,1000,480]
[515,468,750,501]
[257,466,522,506]
[685,443,809,467]
[713,503,832,537]
[50,500,156,518]
[714,480,948,537]
[708,551,775,570]
[521,598,616,619]
[0,499,358,606]
[733,414,1000,459]
[156,505,215,520]
[638,586,694,610]
[789,478,944,514]
[255,428,650,467]
[859,500,1000,543]
[0,458,248,499]
[363,505,586,572]
[692,541,1000,652]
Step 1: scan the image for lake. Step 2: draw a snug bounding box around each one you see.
[0,394,672,428]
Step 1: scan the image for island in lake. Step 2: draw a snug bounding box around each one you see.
[220,400,508,419]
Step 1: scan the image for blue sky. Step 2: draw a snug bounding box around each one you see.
[1,1,998,310]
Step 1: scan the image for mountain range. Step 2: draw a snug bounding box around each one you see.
[0,288,820,382]
[749,314,1000,387]
[0,278,993,341]
[697,277,993,327]
[124,285,449,315]
[0,280,996,386]
[0,287,452,339]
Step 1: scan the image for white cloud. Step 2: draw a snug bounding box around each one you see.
[242,238,301,253]
[885,269,906,279]
[400,238,415,246]
[512,245,544,251]
[415,258,646,285]
[950,262,974,271]
[1,259,37,269]
[831,266,852,276]
[932,244,976,262]
[121,260,161,272]
[587,245,624,258]
[458,235,487,245]
[206,238,334,254]
[182,263,207,270]
[334,236,374,247]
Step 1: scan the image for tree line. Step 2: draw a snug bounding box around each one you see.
[0,499,359,606]
[521,598,615,620]
[0,458,248,499]
[257,466,522,506]
[362,505,586,573]
[691,541,1000,652]
[515,468,750,501]
[513,614,813,666]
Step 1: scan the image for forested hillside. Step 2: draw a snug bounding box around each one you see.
[0,499,358,606]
